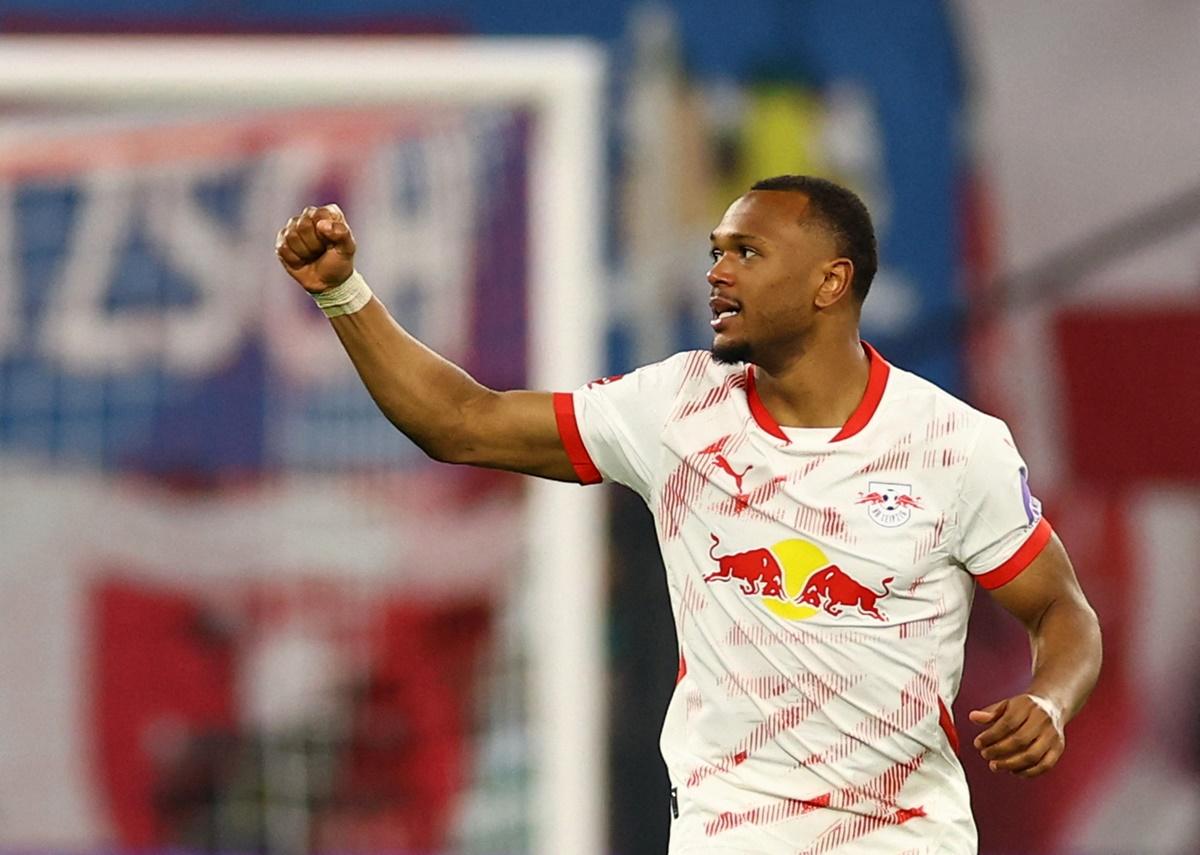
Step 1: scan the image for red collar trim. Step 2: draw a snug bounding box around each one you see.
[745,342,890,444]
[744,365,789,442]
[830,342,890,441]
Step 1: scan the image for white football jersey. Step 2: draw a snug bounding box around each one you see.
[555,344,1052,855]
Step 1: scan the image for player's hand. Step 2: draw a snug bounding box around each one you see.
[968,693,1065,778]
[275,204,357,293]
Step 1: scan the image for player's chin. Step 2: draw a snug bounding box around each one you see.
[711,335,752,366]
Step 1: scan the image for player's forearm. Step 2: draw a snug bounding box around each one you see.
[276,207,570,476]
[1026,596,1102,724]
[328,295,495,462]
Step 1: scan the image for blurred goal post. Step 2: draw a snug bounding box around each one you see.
[0,36,608,855]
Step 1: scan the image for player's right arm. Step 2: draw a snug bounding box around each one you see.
[275,204,578,482]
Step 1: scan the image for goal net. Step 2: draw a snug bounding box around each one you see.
[0,37,606,855]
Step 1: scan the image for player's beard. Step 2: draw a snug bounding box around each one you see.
[711,338,752,365]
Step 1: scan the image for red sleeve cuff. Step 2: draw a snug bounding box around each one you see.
[976,517,1053,590]
[552,392,602,485]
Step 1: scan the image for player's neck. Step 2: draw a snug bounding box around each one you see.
[752,332,870,430]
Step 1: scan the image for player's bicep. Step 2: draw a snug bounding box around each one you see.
[462,355,683,493]
[458,389,582,482]
[986,533,1087,631]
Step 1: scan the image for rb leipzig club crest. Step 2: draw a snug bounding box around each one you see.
[856,481,922,527]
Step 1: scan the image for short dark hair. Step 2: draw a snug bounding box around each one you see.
[750,175,878,302]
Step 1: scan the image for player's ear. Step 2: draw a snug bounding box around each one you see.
[813,258,854,308]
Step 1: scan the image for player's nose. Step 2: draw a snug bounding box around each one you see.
[706,258,734,288]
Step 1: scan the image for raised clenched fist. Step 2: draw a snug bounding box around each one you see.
[275,204,357,294]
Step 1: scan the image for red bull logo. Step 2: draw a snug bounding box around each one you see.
[856,481,922,527]
[705,534,785,598]
[798,566,893,621]
[704,534,892,622]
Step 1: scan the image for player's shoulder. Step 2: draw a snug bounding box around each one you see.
[651,349,737,385]
[583,350,737,398]
[881,362,1010,445]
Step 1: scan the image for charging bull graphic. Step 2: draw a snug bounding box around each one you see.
[798,566,893,621]
[704,534,786,598]
[703,533,893,621]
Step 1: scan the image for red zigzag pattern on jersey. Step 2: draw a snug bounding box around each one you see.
[679,575,707,719]
[799,662,940,770]
[855,433,912,475]
[679,350,713,387]
[715,671,853,703]
[703,752,926,839]
[899,592,947,640]
[924,409,970,440]
[661,430,833,538]
[703,792,831,837]
[912,512,948,563]
[921,446,969,469]
[717,672,799,700]
[724,622,876,649]
[680,574,707,619]
[709,453,833,525]
[796,754,927,855]
[671,363,748,422]
[898,573,948,640]
[794,503,856,544]
[686,673,860,788]
[710,473,786,522]
[658,434,737,539]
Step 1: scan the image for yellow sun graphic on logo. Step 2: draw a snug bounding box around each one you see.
[762,538,826,621]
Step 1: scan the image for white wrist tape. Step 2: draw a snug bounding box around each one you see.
[1028,694,1064,732]
[313,271,373,318]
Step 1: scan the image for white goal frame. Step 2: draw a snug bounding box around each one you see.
[0,36,608,855]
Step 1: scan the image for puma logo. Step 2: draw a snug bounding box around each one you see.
[713,454,753,513]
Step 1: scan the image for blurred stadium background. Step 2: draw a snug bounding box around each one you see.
[0,2,1197,854]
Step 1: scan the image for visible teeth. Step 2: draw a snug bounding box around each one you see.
[717,310,738,319]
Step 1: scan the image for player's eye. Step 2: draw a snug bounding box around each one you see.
[711,247,759,262]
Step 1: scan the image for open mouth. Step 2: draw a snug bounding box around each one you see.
[709,296,741,330]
